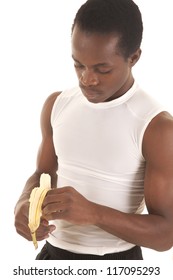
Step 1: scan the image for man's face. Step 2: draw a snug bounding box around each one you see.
[71,26,137,103]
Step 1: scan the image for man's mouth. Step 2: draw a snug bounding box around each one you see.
[80,85,100,100]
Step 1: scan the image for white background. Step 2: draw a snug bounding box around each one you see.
[0,0,173,264]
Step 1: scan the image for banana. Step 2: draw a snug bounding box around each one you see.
[28,173,51,249]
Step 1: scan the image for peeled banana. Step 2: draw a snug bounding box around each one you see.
[28,173,51,249]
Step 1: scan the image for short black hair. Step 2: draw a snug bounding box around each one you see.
[72,0,143,58]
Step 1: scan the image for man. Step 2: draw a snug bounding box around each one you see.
[14,0,173,260]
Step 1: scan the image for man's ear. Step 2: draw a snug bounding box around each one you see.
[129,48,142,67]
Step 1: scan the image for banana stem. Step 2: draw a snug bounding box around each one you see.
[31,232,38,249]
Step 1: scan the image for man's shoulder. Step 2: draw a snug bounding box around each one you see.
[42,91,62,111]
[151,111,173,131]
[143,111,173,159]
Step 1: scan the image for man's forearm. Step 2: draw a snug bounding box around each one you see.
[17,172,41,201]
[94,203,173,252]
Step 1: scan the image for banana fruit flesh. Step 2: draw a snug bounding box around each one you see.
[28,173,51,249]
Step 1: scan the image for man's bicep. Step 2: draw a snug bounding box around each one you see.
[36,136,58,177]
[35,92,60,184]
[144,163,173,220]
[143,112,173,220]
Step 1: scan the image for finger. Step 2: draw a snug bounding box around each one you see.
[44,186,74,203]
[43,192,68,207]
[36,224,56,241]
[40,218,49,226]
[42,200,67,216]
[43,211,65,221]
[49,186,74,194]
[43,205,69,221]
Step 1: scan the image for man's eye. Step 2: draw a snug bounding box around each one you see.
[97,69,112,74]
[74,64,84,69]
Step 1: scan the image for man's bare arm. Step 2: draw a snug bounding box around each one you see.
[14,92,60,241]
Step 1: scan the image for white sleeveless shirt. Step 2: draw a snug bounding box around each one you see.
[48,82,164,255]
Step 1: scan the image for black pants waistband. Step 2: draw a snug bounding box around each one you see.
[36,241,143,260]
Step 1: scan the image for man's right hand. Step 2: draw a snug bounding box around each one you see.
[14,198,56,242]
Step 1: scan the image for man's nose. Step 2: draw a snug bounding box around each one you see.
[80,69,99,86]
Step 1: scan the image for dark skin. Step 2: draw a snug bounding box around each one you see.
[14,25,173,251]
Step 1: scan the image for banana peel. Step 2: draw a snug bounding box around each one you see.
[28,173,51,249]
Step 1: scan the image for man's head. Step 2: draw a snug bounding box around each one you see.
[71,0,143,103]
[72,0,143,59]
